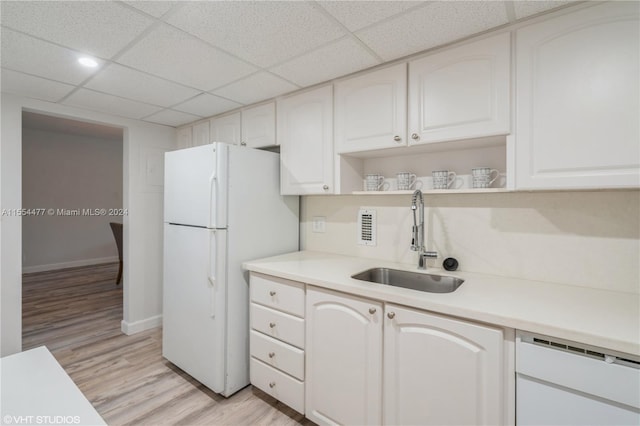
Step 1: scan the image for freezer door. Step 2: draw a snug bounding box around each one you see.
[164,144,228,228]
[162,224,227,393]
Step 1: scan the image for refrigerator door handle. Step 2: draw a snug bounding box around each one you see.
[208,172,217,229]
[207,275,216,318]
[207,229,217,318]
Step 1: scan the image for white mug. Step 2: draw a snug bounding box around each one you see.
[365,173,385,191]
[472,167,499,188]
[396,172,417,190]
[432,170,456,190]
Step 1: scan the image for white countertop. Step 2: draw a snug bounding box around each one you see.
[0,346,106,426]
[244,251,640,357]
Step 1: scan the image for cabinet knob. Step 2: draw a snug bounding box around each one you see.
[411,133,420,141]
[323,184,329,190]
[240,141,247,146]
[268,352,275,358]
[387,312,396,319]
[269,382,276,388]
[269,291,276,296]
[393,135,401,142]
[269,322,276,328]
[369,307,376,314]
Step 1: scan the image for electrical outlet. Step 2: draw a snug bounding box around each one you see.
[312,216,326,233]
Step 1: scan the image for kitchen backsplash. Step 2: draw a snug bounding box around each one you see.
[301,190,640,294]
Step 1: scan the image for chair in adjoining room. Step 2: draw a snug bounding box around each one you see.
[109,222,123,285]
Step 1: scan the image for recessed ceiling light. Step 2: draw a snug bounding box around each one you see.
[78,57,98,68]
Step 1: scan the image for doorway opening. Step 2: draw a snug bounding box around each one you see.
[21,111,124,351]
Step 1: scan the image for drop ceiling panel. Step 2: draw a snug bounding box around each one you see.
[166,1,347,68]
[513,1,575,20]
[270,37,381,87]
[317,1,426,32]
[143,109,201,127]
[0,1,154,58]
[1,69,75,102]
[117,24,257,91]
[124,1,176,18]
[357,1,510,61]
[85,63,200,108]
[173,93,243,117]
[62,88,163,120]
[0,28,103,85]
[212,72,299,105]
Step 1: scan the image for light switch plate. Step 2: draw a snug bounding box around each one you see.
[312,216,326,233]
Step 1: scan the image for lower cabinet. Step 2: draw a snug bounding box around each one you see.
[384,304,506,425]
[250,275,512,425]
[305,288,383,426]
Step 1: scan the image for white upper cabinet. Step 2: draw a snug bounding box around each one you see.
[384,304,506,426]
[335,63,407,154]
[176,126,192,150]
[278,85,334,195]
[192,121,210,146]
[515,2,640,189]
[241,102,276,148]
[210,112,241,146]
[408,32,511,145]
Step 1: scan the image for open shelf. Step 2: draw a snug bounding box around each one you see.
[352,188,511,195]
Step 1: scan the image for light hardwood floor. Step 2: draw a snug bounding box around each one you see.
[22,263,312,426]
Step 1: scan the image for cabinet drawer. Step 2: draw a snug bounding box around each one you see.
[251,357,304,414]
[251,273,305,318]
[251,303,304,349]
[250,330,304,380]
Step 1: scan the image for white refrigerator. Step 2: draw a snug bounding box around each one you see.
[162,143,299,397]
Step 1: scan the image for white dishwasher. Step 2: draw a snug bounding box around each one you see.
[516,332,640,425]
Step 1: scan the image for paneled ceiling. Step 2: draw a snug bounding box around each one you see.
[1,1,575,128]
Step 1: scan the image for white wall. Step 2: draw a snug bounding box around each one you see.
[22,127,123,272]
[301,190,640,294]
[0,93,175,356]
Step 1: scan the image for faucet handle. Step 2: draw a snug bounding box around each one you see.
[418,251,438,269]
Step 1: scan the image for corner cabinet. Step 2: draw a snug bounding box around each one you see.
[305,288,382,426]
[384,304,507,425]
[278,85,334,195]
[408,32,511,145]
[514,1,640,189]
[334,63,407,153]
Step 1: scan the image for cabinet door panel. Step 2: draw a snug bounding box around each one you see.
[210,112,241,146]
[515,2,640,189]
[409,32,510,144]
[278,86,334,195]
[242,102,276,148]
[384,304,504,426]
[306,288,382,426]
[335,63,407,153]
[192,121,210,146]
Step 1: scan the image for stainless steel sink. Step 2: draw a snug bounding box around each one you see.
[351,268,464,293]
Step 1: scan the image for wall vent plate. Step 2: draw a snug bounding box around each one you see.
[357,208,376,246]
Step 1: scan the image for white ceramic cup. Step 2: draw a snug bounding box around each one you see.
[472,167,499,188]
[432,170,456,189]
[365,173,385,191]
[396,172,417,190]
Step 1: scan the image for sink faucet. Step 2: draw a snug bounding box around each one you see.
[410,189,438,269]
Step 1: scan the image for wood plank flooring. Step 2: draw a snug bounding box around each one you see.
[22,263,312,426]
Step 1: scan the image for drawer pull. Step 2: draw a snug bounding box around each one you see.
[268,352,275,358]
[269,291,276,296]
[269,322,276,328]
[387,312,396,319]
[369,307,376,314]
[269,381,276,388]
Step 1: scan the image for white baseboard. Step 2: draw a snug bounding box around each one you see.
[121,315,162,335]
[22,256,119,274]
